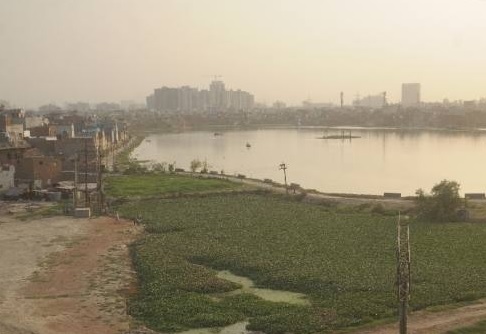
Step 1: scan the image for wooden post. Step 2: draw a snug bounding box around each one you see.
[397,212,411,334]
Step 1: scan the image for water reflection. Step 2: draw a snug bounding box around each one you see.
[133,128,486,195]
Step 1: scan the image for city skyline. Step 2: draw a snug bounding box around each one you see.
[146,80,255,113]
[2,0,486,108]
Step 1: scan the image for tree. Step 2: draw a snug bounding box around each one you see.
[168,162,176,173]
[201,159,209,174]
[190,159,202,173]
[152,162,167,173]
[0,99,10,110]
[415,180,461,222]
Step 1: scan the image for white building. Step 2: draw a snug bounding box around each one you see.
[402,83,421,108]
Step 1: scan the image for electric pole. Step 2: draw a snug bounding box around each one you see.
[397,212,411,334]
[112,141,115,171]
[84,137,89,207]
[73,154,78,209]
[279,163,288,194]
[98,151,104,214]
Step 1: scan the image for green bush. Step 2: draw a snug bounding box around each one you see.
[415,180,462,222]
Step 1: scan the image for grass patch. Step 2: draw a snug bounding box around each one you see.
[105,174,241,198]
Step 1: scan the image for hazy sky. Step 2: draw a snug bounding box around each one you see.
[2,0,486,108]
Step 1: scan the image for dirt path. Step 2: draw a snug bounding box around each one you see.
[184,172,415,210]
[0,208,140,334]
[347,301,486,334]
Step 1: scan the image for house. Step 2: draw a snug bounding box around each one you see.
[49,121,75,138]
[24,114,48,129]
[15,148,63,189]
[25,135,100,183]
[0,165,15,193]
[29,125,56,137]
[0,142,30,170]
[55,136,99,183]
[0,109,25,144]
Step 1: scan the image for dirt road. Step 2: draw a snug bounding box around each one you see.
[0,207,139,334]
[351,300,486,333]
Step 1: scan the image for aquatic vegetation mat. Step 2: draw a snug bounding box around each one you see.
[120,194,486,333]
[105,174,240,198]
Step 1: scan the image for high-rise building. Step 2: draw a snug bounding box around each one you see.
[209,80,226,113]
[401,83,421,107]
[146,80,254,113]
[178,86,198,113]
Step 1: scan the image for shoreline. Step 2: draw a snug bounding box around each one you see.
[136,123,486,135]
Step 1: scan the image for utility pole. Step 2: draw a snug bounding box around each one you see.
[98,151,104,214]
[84,138,89,207]
[73,154,78,209]
[112,141,115,171]
[279,163,288,194]
[340,92,344,109]
[397,212,411,334]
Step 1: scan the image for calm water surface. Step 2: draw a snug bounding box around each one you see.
[133,128,486,195]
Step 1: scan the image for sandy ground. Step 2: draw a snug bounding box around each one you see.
[0,202,140,334]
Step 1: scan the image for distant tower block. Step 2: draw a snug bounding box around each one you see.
[383,91,387,106]
[340,92,344,108]
[401,83,421,107]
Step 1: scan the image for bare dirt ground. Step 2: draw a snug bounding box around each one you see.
[351,300,486,333]
[0,202,140,334]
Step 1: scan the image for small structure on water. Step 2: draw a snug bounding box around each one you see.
[317,130,360,140]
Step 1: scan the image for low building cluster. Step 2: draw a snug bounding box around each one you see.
[0,107,128,199]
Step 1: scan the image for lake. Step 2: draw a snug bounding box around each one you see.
[132,128,486,196]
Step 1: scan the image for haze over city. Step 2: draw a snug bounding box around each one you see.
[2,0,486,108]
[6,1,486,334]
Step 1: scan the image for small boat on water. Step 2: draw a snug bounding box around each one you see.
[246,142,251,148]
[214,132,223,136]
